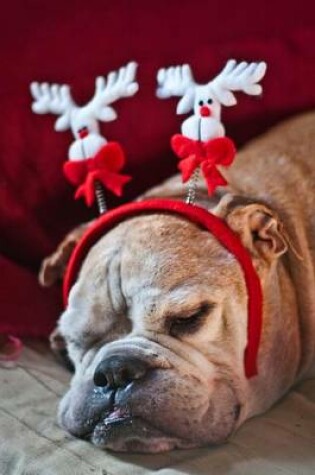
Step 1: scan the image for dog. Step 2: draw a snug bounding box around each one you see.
[40,111,315,453]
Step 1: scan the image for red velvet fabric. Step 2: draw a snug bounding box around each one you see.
[1,0,315,337]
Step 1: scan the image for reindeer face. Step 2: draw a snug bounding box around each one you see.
[71,109,100,140]
[30,61,139,152]
[156,60,267,136]
[193,85,221,121]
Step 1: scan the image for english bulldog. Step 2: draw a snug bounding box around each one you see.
[40,111,315,453]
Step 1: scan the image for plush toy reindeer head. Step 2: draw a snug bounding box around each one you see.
[30,62,138,161]
[157,60,267,142]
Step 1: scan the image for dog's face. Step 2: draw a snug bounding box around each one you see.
[56,197,296,453]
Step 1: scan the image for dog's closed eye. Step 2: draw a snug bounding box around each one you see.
[168,303,214,337]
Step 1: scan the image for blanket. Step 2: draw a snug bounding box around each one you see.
[0,342,314,474]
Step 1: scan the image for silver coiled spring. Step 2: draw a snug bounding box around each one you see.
[186,167,200,205]
[95,181,107,214]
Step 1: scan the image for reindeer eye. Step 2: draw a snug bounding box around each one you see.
[198,100,204,106]
[207,98,213,104]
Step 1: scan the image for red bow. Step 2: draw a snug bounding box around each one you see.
[171,134,236,195]
[63,142,131,207]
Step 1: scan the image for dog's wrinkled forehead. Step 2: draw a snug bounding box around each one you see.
[72,213,241,306]
[62,211,248,373]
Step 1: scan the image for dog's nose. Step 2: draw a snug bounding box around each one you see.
[93,355,149,388]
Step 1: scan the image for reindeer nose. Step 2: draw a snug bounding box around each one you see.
[200,106,211,117]
[78,127,89,139]
[94,355,149,389]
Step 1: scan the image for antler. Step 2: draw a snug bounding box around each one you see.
[30,82,75,131]
[210,59,267,106]
[156,65,195,99]
[84,61,139,121]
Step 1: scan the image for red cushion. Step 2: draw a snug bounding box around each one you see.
[1,1,315,337]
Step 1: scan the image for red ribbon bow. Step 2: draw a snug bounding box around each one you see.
[171,134,236,195]
[63,142,131,206]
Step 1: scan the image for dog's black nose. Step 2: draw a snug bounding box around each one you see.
[93,355,149,388]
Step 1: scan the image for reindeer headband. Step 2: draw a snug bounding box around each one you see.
[31,59,267,378]
[31,62,139,212]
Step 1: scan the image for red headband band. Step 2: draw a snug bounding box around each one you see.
[63,198,263,379]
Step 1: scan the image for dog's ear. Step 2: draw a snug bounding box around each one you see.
[39,222,92,287]
[213,194,289,263]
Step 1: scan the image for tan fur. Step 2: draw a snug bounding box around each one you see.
[44,112,315,453]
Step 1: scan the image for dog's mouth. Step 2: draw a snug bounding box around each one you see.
[90,406,191,453]
[73,384,170,451]
[73,397,191,453]
[60,370,240,453]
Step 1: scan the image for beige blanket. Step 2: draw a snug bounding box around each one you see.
[0,342,314,475]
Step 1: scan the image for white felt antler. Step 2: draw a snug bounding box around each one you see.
[30,61,139,132]
[30,82,75,131]
[209,60,267,106]
[156,65,196,114]
[156,65,195,98]
[84,61,139,121]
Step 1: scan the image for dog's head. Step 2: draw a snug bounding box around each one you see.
[42,194,300,452]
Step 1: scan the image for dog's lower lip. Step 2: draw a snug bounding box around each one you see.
[91,414,165,446]
[91,416,194,453]
[103,406,133,427]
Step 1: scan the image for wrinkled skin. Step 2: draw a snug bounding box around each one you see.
[43,112,315,452]
[59,215,250,452]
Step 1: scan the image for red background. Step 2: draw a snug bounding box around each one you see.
[1,0,315,337]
